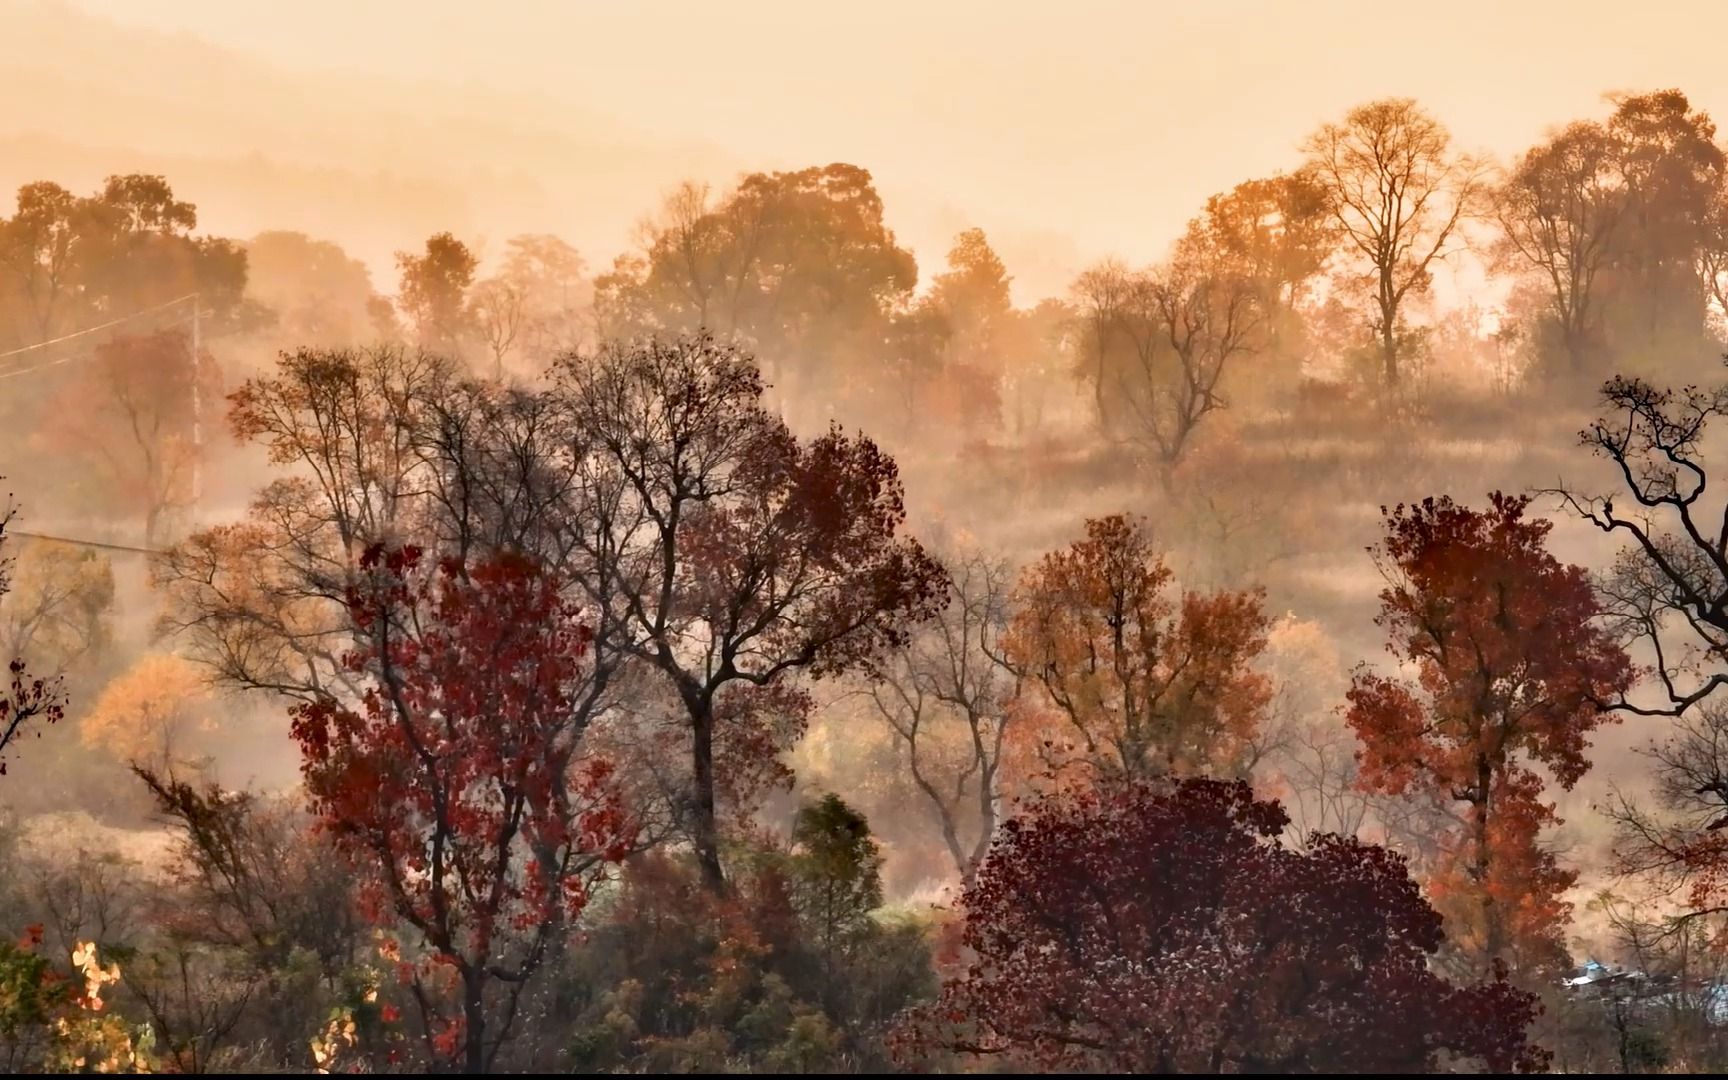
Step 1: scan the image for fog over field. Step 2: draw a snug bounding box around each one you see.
[5,1,1728,1073]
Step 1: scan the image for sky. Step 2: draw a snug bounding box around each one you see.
[28,0,1728,299]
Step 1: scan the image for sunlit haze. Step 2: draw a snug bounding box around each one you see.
[12,0,1728,297]
[8,1,1728,1073]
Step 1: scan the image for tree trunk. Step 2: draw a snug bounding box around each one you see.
[1379,306,1399,387]
[463,970,486,1074]
[690,711,726,892]
[1475,759,1503,979]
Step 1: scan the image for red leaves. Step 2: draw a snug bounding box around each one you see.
[0,655,66,777]
[430,1018,464,1060]
[899,779,1549,1073]
[356,541,424,576]
[1347,492,1634,976]
[289,545,633,1066]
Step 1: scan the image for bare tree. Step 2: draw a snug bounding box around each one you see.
[1603,703,1728,923]
[158,346,457,701]
[159,346,615,703]
[1303,98,1484,387]
[866,549,1018,887]
[470,277,525,379]
[1069,258,1133,430]
[1549,370,1728,715]
[1116,244,1263,470]
[1274,716,1372,842]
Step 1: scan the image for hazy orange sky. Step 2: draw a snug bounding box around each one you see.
[25,0,1728,300]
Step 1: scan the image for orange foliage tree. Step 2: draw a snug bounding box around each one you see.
[1004,515,1272,790]
[1345,493,1634,978]
[79,652,211,764]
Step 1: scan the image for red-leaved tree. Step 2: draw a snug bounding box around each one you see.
[1346,493,1634,978]
[290,545,633,1073]
[897,778,1548,1073]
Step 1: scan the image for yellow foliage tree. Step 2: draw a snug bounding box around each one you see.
[0,538,114,675]
[80,654,212,763]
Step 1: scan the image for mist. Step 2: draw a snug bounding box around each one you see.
[5,0,1728,1073]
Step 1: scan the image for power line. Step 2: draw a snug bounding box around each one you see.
[0,293,199,362]
[0,314,197,383]
[7,530,163,557]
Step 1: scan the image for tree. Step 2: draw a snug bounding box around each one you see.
[1552,368,1728,715]
[1254,614,1374,841]
[1005,515,1271,789]
[1194,172,1337,320]
[866,550,1018,886]
[0,494,65,777]
[1069,258,1134,430]
[0,538,114,680]
[289,545,632,1073]
[1190,171,1337,388]
[1602,90,1723,355]
[789,794,884,969]
[1116,235,1264,469]
[243,231,379,347]
[1604,703,1728,942]
[58,173,200,325]
[1303,98,1483,386]
[160,345,462,700]
[1346,493,1633,978]
[556,333,943,890]
[43,328,219,549]
[564,840,933,1074]
[79,653,212,766]
[879,295,961,439]
[898,778,1549,1073]
[1070,217,1271,464]
[396,232,478,357]
[996,297,1078,439]
[495,234,589,363]
[929,228,1013,365]
[0,174,256,351]
[132,764,362,977]
[1554,367,1728,944]
[0,931,156,1074]
[1494,120,1628,375]
[894,228,1020,439]
[0,182,78,345]
[75,175,250,330]
[468,277,524,380]
[612,165,918,420]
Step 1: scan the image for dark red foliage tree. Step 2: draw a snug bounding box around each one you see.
[290,544,633,1073]
[1347,493,1634,977]
[898,778,1549,1074]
